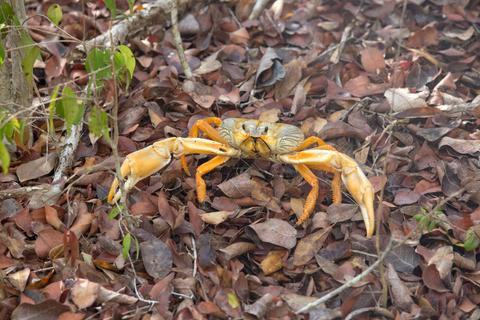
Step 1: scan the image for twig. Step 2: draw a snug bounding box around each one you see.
[248,0,270,20]
[329,22,353,64]
[344,307,394,320]
[0,185,50,200]
[170,0,192,79]
[77,0,192,52]
[296,239,394,314]
[192,236,197,277]
[28,123,83,209]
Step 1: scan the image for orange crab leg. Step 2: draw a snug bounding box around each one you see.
[295,136,336,152]
[195,155,230,202]
[293,164,320,225]
[181,117,226,175]
[295,137,342,204]
[279,149,375,237]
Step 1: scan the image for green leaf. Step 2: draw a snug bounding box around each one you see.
[0,139,10,175]
[48,85,60,133]
[115,45,135,79]
[88,106,109,140]
[464,229,480,251]
[61,86,85,133]
[85,48,111,88]
[47,4,62,26]
[134,236,140,260]
[3,117,21,141]
[0,42,4,65]
[104,0,117,20]
[0,3,14,25]
[21,45,40,85]
[108,205,123,220]
[227,292,240,309]
[122,233,132,259]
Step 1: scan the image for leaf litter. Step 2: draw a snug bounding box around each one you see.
[1,0,480,318]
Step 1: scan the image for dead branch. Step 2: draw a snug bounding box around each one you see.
[170,0,192,79]
[296,239,394,314]
[249,0,270,20]
[77,0,194,52]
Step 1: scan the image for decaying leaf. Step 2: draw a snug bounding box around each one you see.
[140,239,173,279]
[249,219,297,249]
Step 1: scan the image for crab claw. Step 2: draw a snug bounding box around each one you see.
[108,137,241,205]
[107,138,177,204]
[279,149,375,238]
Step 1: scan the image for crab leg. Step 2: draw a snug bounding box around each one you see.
[295,137,342,204]
[181,117,225,175]
[196,155,230,202]
[279,149,375,237]
[292,164,319,225]
[108,137,240,204]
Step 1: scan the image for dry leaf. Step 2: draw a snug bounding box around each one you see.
[249,219,297,249]
[16,153,57,182]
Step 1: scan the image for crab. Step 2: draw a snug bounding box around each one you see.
[108,117,375,237]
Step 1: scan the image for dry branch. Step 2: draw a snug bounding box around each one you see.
[77,0,194,52]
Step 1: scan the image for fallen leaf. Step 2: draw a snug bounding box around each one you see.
[439,137,480,154]
[244,293,275,319]
[8,268,30,292]
[422,264,449,292]
[218,172,255,198]
[16,153,57,182]
[387,263,414,311]
[293,228,330,266]
[385,244,421,273]
[427,246,453,280]
[255,47,285,88]
[407,26,439,48]
[11,300,69,320]
[199,210,235,225]
[71,278,100,309]
[34,229,64,258]
[260,250,286,275]
[249,219,297,249]
[327,204,358,224]
[384,88,428,112]
[360,47,385,73]
[344,75,387,97]
[274,59,302,99]
[140,239,173,279]
[394,190,421,205]
[219,242,256,260]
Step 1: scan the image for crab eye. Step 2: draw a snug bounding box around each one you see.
[263,127,269,134]
[242,123,247,131]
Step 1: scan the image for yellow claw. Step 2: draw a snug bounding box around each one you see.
[279,149,375,238]
[107,137,240,204]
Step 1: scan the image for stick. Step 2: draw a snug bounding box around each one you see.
[77,0,193,52]
[170,0,192,79]
[296,239,394,314]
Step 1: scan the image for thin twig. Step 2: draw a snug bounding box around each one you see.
[170,0,192,79]
[296,239,394,314]
[248,0,270,20]
[344,307,394,320]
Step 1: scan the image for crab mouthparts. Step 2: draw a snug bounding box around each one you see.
[240,137,271,157]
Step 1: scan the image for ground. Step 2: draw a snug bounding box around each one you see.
[0,0,480,319]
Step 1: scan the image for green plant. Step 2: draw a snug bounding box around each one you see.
[414,207,444,232]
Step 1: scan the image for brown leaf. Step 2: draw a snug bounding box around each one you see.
[11,300,70,320]
[407,26,439,48]
[384,88,428,112]
[71,278,100,309]
[0,199,21,221]
[249,219,297,249]
[327,204,358,224]
[150,273,174,315]
[8,268,30,292]
[427,246,453,280]
[394,190,421,205]
[293,228,330,266]
[385,244,420,273]
[344,75,387,97]
[255,47,285,88]
[422,264,449,292]
[197,234,216,268]
[219,242,256,260]
[244,293,275,318]
[34,229,64,258]
[199,210,235,225]
[218,172,255,198]
[360,47,385,73]
[386,263,414,311]
[16,153,57,182]
[140,239,173,279]
[260,250,286,275]
[439,137,480,154]
[274,59,303,99]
